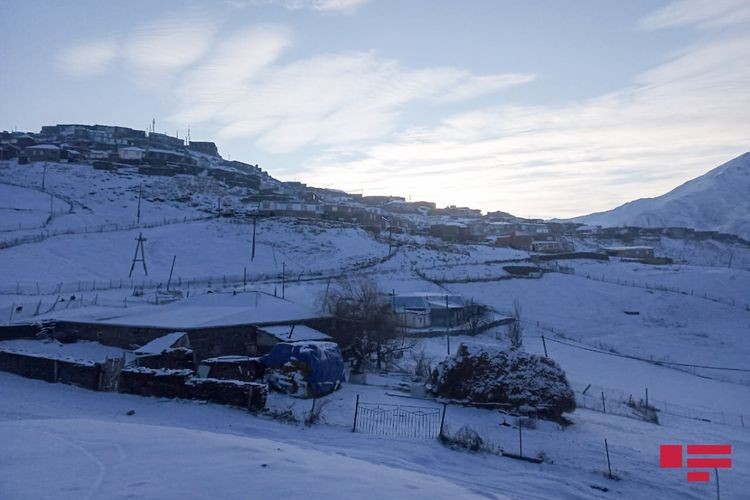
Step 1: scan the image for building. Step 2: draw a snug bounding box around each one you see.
[258,199,322,217]
[145,148,193,166]
[23,144,60,162]
[530,240,565,253]
[393,293,467,330]
[429,222,471,242]
[26,291,336,361]
[119,146,145,162]
[603,246,655,260]
[256,324,332,354]
[189,141,219,157]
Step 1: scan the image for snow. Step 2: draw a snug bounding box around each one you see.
[0,339,124,363]
[37,291,329,329]
[133,332,187,355]
[260,324,331,342]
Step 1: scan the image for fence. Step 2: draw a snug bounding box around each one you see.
[545,263,750,311]
[572,382,749,429]
[0,214,216,251]
[353,399,443,439]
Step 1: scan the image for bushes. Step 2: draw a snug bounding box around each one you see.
[432,343,575,422]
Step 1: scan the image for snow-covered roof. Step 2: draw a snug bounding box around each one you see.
[394,293,464,311]
[134,332,188,355]
[604,246,654,251]
[55,291,330,330]
[26,144,59,150]
[259,324,332,342]
[120,146,145,152]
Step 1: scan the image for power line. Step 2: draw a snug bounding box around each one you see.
[529,335,750,373]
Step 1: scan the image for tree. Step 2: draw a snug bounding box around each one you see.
[322,277,412,371]
[508,299,524,349]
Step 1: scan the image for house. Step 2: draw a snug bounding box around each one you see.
[530,240,565,253]
[258,199,322,217]
[30,291,336,362]
[23,144,60,163]
[603,246,655,260]
[393,293,467,330]
[145,148,193,166]
[494,231,534,250]
[429,222,471,242]
[188,141,219,156]
[0,144,20,160]
[119,146,145,162]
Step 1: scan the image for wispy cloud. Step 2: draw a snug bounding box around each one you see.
[56,13,218,82]
[233,0,370,13]
[57,39,118,77]
[123,16,218,73]
[639,0,750,30]
[169,40,533,153]
[296,34,750,218]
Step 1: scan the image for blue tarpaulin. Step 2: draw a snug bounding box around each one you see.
[261,341,345,397]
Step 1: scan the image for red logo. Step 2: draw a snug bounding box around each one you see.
[660,444,732,482]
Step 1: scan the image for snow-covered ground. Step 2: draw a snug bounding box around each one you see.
[1,162,749,498]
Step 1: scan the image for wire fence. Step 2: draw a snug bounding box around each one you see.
[571,382,749,429]
[0,214,216,250]
[544,262,750,311]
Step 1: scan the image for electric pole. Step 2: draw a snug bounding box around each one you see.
[251,215,257,260]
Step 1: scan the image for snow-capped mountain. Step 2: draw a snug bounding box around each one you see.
[575,152,750,239]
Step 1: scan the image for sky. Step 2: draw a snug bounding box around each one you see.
[1,0,749,218]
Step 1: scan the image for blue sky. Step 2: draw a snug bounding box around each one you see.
[2,0,749,218]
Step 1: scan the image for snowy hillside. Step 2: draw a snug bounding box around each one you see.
[576,153,750,239]
[1,157,749,498]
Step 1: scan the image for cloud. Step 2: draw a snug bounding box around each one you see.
[639,0,750,30]
[170,25,291,124]
[295,35,750,218]
[123,16,218,73]
[169,42,533,153]
[56,39,118,77]
[233,0,370,13]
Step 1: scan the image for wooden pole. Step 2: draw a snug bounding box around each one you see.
[282,262,286,299]
[518,422,523,457]
[137,184,142,224]
[605,439,613,479]
[601,392,606,413]
[715,468,720,500]
[440,403,447,438]
[541,335,548,357]
[166,255,176,291]
[251,215,257,260]
[352,394,360,432]
[645,387,649,408]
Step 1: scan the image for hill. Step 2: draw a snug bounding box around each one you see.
[576,152,750,239]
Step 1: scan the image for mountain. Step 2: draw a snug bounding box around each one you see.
[575,152,750,239]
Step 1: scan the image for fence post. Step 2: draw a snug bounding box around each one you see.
[9,303,15,321]
[541,336,548,357]
[601,392,606,413]
[518,421,523,457]
[605,439,613,479]
[352,394,360,432]
[439,403,447,438]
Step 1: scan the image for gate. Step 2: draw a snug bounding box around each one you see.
[99,356,125,391]
[353,400,442,439]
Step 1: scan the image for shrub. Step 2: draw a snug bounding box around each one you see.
[432,343,575,422]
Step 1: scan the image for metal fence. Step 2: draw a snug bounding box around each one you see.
[353,400,442,439]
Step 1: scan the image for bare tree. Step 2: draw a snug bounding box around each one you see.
[322,277,413,371]
[508,299,524,349]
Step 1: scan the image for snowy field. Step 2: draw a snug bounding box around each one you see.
[1,164,749,498]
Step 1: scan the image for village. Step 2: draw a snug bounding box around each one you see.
[1,124,749,499]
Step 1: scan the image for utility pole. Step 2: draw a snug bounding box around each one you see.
[42,163,48,191]
[136,184,143,224]
[166,255,176,291]
[446,294,451,356]
[129,233,148,277]
[251,215,257,261]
